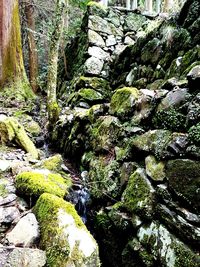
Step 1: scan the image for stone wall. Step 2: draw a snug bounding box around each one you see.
[54,1,200,266]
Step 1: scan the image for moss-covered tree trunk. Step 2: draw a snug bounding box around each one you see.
[0,0,27,88]
[25,0,38,93]
[47,0,67,127]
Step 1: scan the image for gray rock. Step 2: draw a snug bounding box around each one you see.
[88,30,105,47]
[0,194,17,206]
[113,44,127,57]
[6,213,40,247]
[107,9,121,27]
[106,35,117,46]
[84,57,104,75]
[88,15,123,36]
[156,204,200,245]
[157,87,190,111]
[132,130,188,159]
[124,13,147,32]
[138,221,200,267]
[124,36,135,45]
[187,65,200,89]
[0,247,46,267]
[0,160,11,172]
[88,46,110,61]
[0,207,20,224]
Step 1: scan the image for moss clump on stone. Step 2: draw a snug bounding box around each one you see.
[41,154,63,172]
[152,108,185,131]
[16,171,72,198]
[0,115,38,159]
[34,193,100,267]
[78,88,103,102]
[109,87,139,119]
[188,123,200,145]
[122,168,155,219]
[145,155,165,181]
[89,115,123,152]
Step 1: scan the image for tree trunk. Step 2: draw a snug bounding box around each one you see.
[163,0,174,12]
[0,0,26,87]
[145,0,153,12]
[47,0,66,127]
[25,0,38,93]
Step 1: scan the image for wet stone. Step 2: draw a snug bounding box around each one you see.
[0,207,20,224]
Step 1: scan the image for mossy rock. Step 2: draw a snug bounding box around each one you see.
[75,76,111,96]
[78,88,104,102]
[87,1,108,17]
[145,155,165,181]
[0,115,38,159]
[166,159,200,212]
[132,129,172,159]
[37,154,63,172]
[109,87,139,120]
[124,13,147,32]
[138,221,200,267]
[188,123,200,145]
[14,113,41,137]
[141,38,162,66]
[89,115,123,152]
[122,168,156,219]
[33,193,100,267]
[152,108,186,131]
[16,171,72,199]
[0,79,35,108]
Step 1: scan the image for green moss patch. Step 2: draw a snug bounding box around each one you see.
[109,87,139,119]
[0,116,38,159]
[34,193,100,266]
[16,171,72,198]
[122,168,156,219]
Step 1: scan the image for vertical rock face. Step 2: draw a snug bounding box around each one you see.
[0,0,25,86]
[54,1,200,266]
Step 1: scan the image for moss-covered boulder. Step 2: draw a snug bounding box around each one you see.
[16,171,72,199]
[15,113,41,137]
[132,130,188,159]
[89,115,123,152]
[36,154,63,172]
[145,155,165,181]
[166,159,200,212]
[34,193,100,267]
[122,168,156,219]
[137,221,200,267]
[141,38,162,66]
[109,87,139,119]
[0,115,38,159]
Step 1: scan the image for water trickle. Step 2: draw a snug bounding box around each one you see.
[67,171,90,223]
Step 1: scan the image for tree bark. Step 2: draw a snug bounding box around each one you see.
[163,0,174,12]
[0,0,26,87]
[47,0,66,127]
[145,0,153,12]
[25,0,38,92]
